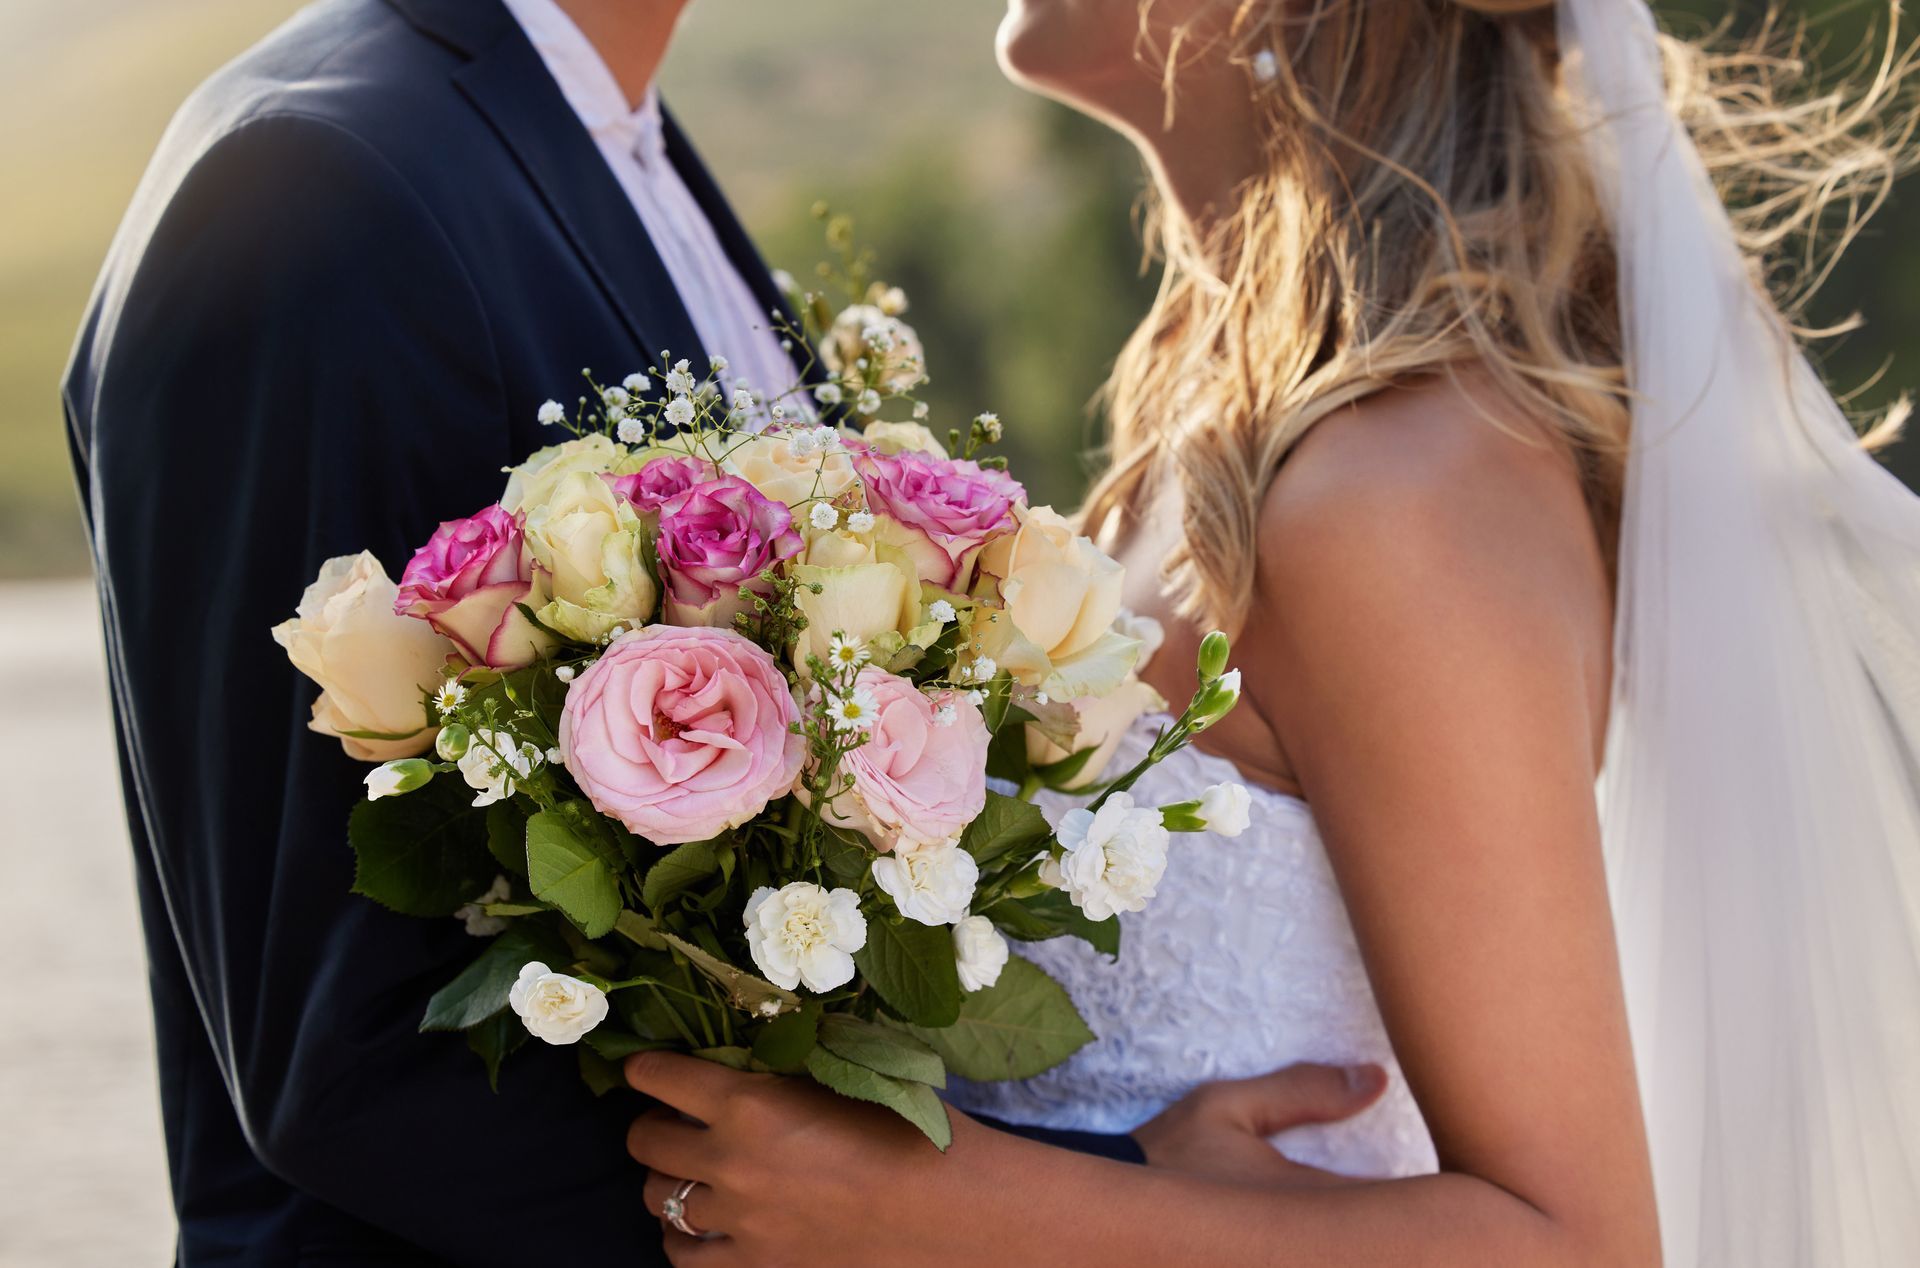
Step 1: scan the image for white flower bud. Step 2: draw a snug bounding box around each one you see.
[1198,783,1253,838]
[953,915,1010,992]
[365,758,433,800]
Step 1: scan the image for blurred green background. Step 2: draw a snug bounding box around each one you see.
[2,0,1914,579]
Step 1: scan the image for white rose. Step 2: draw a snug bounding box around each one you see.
[871,839,980,927]
[508,961,608,1045]
[1041,791,1170,920]
[272,552,454,761]
[952,915,1010,993]
[524,471,659,642]
[1026,675,1168,790]
[457,728,539,807]
[743,883,868,993]
[975,506,1138,701]
[1199,782,1253,838]
[500,433,626,514]
[722,432,858,507]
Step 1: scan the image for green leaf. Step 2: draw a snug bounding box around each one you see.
[485,800,531,877]
[641,838,720,910]
[660,930,802,1017]
[902,957,1093,1082]
[817,1013,946,1087]
[818,827,874,885]
[988,891,1120,958]
[750,1004,820,1073]
[854,916,963,1028]
[959,792,1053,868]
[804,1047,952,1150]
[349,779,496,917]
[526,806,622,938]
[465,1010,528,1091]
[420,924,570,1032]
[1035,744,1102,792]
[577,1044,626,1097]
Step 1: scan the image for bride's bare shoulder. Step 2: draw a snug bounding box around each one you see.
[1256,370,1605,599]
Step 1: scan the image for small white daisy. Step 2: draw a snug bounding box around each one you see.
[928,599,957,625]
[829,634,870,671]
[827,687,879,732]
[537,400,566,426]
[809,502,840,531]
[432,681,469,715]
[847,511,875,534]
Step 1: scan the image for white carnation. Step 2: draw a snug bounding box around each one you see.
[1199,782,1253,838]
[1042,792,1170,920]
[952,915,1010,993]
[744,883,867,993]
[457,729,539,808]
[508,962,608,1045]
[871,839,979,927]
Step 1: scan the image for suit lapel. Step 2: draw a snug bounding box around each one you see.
[386,0,706,372]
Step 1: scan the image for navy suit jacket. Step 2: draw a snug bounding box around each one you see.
[64,1,1135,1263]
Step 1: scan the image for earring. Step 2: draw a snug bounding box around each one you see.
[1251,49,1279,83]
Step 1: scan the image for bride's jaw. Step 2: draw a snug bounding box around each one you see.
[996,0,1266,233]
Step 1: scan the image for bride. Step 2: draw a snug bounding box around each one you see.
[623,1,1920,1263]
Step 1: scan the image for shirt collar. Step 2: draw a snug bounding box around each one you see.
[500,0,667,166]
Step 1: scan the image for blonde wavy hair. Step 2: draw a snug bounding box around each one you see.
[1081,0,1919,638]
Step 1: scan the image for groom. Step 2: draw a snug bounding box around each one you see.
[64,0,1380,1262]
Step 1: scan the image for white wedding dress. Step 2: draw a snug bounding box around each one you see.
[947,716,1439,1179]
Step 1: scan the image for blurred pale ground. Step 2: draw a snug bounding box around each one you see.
[0,0,1915,1263]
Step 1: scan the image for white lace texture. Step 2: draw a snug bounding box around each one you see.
[946,718,1438,1180]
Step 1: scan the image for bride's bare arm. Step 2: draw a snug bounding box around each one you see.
[623,388,1659,1266]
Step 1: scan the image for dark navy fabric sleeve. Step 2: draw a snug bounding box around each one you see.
[73,112,661,1266]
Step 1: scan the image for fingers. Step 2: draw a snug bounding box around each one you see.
[627,1106,717,1181]
[1222,1062,1390,1137]
[626,1050,744,1120]
[642,1169,724,1238]
[663,1228,735,1266]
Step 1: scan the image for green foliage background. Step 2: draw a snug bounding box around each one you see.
[2,0,1912,577]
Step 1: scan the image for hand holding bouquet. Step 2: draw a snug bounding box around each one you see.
[273,218,1250,1146]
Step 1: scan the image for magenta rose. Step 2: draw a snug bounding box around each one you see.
[656,476,804,626]
[852,450,1025,589]
[395,504,552,668]
[558,626,805,845]
[607,456,709,515]
[812,670,989,851]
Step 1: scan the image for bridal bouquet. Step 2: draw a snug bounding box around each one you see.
[272,218,1249,1147]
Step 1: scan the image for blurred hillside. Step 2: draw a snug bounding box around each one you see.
[2,0,1915,577]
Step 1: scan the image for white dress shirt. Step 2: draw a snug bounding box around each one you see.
[502,0,798,405]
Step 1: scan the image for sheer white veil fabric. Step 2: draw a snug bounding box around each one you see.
[1559,1,1920,1263]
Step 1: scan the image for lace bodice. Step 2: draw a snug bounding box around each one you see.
[947,718,1438,1179]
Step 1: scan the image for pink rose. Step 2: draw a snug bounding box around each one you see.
[395,504,553,668]
[656,476,804,626]
[852,450,1025,589]
[608,456,709,515]
[815,669,989,851]
[558,626,804,845]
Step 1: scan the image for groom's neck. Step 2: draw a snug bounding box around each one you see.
[555,0,693,109]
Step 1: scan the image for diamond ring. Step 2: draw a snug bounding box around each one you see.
[660,1177,706,1238]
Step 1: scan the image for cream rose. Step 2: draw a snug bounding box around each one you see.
[975,506,1138,700]
[1026,674,1168,790]
[272,552,453,761]
[858,421,947,458]
[787,529,927,672]
[722,432,858,507]
[524,471,659,643]
[500,433,627,514]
